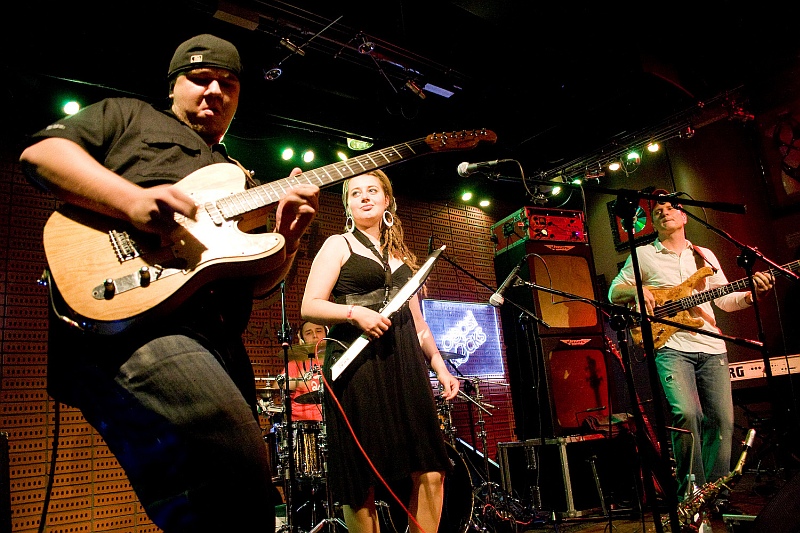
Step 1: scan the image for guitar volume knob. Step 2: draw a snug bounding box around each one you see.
[139,266,151,287]
[103,278,116,297]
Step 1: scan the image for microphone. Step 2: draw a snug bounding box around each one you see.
[457,159,509,177]
[490,257,524,307]
[428,235,434,255]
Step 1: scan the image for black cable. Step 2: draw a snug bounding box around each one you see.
[38,400,60,533]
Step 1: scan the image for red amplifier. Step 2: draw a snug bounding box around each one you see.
[491,207,587,255]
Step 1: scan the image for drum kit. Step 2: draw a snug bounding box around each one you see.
[257,345,341,533]
[255,347,531,533]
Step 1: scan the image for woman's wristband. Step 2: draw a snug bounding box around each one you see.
[346,305,355,324]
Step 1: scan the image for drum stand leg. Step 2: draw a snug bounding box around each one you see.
[307,426,347,533]
[459,378,543,533]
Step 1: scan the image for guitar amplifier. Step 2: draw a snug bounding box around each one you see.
[491,207,587,255]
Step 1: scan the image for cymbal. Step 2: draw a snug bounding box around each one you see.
[295,390,323,404]
[274,343,322,362]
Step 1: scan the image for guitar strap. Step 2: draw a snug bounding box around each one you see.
[350,228,393,306]
[692,245,719,273]
[227,156,260,189]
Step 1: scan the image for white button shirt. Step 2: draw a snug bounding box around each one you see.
[608,239,751,354]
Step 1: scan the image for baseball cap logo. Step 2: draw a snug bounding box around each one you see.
[189,54,204,64]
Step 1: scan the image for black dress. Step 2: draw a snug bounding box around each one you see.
[322,240,452,508]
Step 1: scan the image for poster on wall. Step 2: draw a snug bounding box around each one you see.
[421,299,504,377]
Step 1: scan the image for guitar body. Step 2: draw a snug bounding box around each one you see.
[44,163,284,334]
[630,266,714,349]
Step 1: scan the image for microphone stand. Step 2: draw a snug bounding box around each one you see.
[277,281,296,533]
[429,236,549,328]
[610,190,767,532]
[613,193,683,533]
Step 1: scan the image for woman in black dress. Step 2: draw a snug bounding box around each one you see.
[301,169,459,533]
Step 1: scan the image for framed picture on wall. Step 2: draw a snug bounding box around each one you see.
[758,109,800,211]
[607,198,658,252]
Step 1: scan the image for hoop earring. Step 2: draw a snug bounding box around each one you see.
[345,216,355,232]
[382,210,394,228]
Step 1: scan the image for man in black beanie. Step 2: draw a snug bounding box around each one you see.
[19,34,319,532]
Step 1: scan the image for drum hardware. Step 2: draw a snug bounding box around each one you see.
[452,377,539,533]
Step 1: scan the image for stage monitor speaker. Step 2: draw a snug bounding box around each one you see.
[500,331,611,439]
[751,468,800,532]
[494,240,602,338]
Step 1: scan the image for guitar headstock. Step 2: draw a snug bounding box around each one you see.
[426,129,497,151]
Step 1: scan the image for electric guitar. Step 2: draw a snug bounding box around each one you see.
[630,260,799,349]
[42,129,497,335]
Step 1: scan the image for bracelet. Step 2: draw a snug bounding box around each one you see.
[346,305,355,324]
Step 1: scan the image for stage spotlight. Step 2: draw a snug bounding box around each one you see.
[647,141,660,152]
[281,148,294,161]
[357,33,375,55]
[608,161,621,171]
[302,150,315,163]
[461,191,473,202]
[264,67,282,80]
[63,101,81,115]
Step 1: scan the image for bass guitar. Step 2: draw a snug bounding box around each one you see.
[631,260,799,349]
[43,129,497,334]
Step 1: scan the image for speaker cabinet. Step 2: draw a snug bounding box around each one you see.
[752,469,800,532]
[494,240,602,338]
[501,330,611,439]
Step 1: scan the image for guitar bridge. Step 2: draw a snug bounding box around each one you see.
[109,230,141,262]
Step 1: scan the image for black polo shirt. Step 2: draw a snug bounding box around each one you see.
[28,97,233,186]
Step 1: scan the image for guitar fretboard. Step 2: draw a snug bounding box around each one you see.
[656,259,800,318]
[215,139,426,219]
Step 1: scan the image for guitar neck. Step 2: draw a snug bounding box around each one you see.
[656,259,800,317]
[211,129,500,219]
[216,139,425,218]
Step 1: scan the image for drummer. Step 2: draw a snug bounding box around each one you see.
[286,320,327,422]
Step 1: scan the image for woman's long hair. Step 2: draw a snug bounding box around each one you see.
[342,169,419,272]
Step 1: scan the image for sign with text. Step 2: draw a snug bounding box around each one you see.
[421,299,505,376]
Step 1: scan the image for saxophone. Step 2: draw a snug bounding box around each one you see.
[663,429,756,532]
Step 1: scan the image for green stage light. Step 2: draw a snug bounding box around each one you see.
[281,148,294,161]
[62,101,81,115]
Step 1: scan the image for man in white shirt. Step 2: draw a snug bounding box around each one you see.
[608,190,773,511]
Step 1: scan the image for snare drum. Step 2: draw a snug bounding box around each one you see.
[286,421,326,479]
